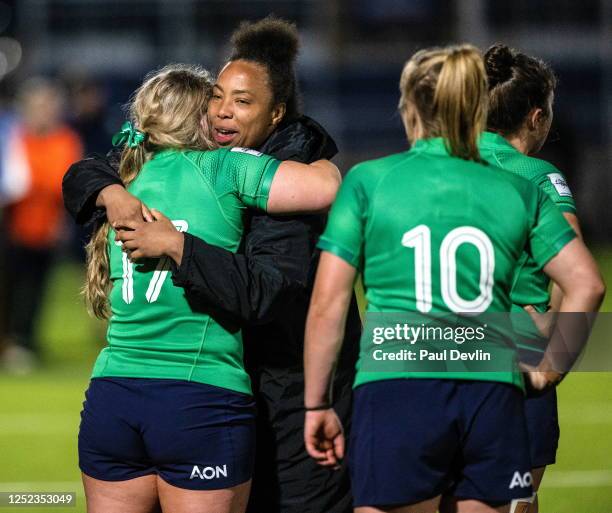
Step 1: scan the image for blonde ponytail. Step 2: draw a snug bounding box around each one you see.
[434,46,487,160]
[84,64,213,320]
[399,44,488,162]
[118,145,148,187]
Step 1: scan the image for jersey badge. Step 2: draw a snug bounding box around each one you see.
[547,173,573,197]
[231,147,263,157]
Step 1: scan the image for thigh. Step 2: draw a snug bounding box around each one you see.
[530,466,546,492]
[517,467,545,513]
[355,495,440,513]
[349,379,459,509]
[157,476,250,513]
[453,382,533,505]
[440,496,510,513]
[82,473,160,513]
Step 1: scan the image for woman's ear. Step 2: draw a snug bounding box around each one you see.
[271,103,286,128]
[528,107,545,131]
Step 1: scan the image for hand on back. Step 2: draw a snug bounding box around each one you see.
[97,184,153,227]
[115,209,184,265]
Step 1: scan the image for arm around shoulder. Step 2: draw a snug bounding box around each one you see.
[267,159,341,214]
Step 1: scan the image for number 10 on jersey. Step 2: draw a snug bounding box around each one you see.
[401,225,495,313]
[118,220,188,304]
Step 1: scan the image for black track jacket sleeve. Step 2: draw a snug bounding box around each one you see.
[62,148,123,226]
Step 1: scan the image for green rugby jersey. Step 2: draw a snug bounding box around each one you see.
[92,147,280,394]
[480,132,576,355]
[479,131,576,311]
[318,137,575,389]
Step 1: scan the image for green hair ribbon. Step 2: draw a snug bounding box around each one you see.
[112,121,146,148]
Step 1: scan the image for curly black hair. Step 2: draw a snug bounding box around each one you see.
[229,16,301,121]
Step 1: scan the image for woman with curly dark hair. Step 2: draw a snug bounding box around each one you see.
[63,17,358,513]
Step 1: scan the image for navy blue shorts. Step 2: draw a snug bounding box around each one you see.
[78,378,256,490]
[349,379,533,507]
[524,387,559,468]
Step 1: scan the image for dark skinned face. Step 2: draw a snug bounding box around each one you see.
[207,60,284,149]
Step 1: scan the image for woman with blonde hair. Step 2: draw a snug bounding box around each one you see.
[303,45,603,513]
[78,63,340,513]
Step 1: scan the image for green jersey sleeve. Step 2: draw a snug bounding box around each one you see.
[535,163,576,214]
[317,165,369,268]
[528,187,577,268]
[220,147,281,211]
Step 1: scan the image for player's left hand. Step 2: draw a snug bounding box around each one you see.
[520,361,564,393]
[304,409,345,468]
[115,209,184,264]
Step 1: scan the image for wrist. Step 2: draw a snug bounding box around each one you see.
[304,403,332,411]
[96,184,125,208]
[167,232,185,266]
[304,394,332,411]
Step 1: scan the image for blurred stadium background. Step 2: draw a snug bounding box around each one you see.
[0,1,610,512]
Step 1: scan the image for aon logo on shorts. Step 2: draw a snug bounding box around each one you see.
[190,465,228,480]
[509,471,533,489]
